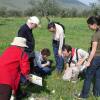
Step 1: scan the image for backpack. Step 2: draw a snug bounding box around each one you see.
[76,48,79,62]
[54,21,65,33]
[69,48,79,66]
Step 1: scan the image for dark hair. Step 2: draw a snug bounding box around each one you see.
[48,22,56,29]
[41,48,51,56]
[87,16,100,25]
[62,44,72,52]
[48,22,65,33]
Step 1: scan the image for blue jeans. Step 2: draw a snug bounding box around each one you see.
[53,44,64,72]
[36,66,51,76]
[42,67,51,74]
[80,56,100,98]
[20,74,28,84]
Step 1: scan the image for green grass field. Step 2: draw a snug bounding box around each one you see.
[0,17,96,100]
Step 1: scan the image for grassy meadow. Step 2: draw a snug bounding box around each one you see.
[0,17,95,100]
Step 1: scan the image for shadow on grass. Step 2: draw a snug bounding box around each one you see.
[0,23,6,26]
[26,78,51,94]
[20,78,51,99]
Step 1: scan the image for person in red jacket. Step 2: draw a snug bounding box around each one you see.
[0,37,30,100]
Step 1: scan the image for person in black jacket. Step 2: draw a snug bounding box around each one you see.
[17,16,40,55]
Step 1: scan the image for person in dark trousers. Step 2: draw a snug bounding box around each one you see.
[77,16,100,100]
[0,37,30,100]
[17,16,40,99]
[48,22,65,74]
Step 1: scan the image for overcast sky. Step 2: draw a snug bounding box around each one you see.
[78,0,97,5]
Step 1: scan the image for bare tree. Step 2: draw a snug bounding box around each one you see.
[28,0,61,16]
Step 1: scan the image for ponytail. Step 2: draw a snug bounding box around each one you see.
[96,16,100,25]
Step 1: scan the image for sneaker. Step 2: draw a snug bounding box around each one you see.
[74,94,87,100]
[77,97,87,100]
[71,77,78,83]
[71,77,77,83]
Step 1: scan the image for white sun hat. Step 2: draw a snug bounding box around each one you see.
[27,16,40,25]
[11,37,28,48]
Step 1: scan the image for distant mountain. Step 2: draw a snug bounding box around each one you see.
[0,0,31,10]
[57,0,88,9]
[0,0,88,11]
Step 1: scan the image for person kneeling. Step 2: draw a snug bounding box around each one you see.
[62,44,89,82]
[33,48,52,76]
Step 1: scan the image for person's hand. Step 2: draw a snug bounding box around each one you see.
[26,74,32,82]
[58,49,62,56]
[85,61,91,67]
[47,61,50,65]
[76,59,84,67]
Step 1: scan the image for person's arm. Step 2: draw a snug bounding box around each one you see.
[35,52,49,68]
[20,52,30,76]
[17,25,26,38]
[76,59,85,66]
[86,41,98,67]
[58,33,64,56]
[36,59,50,68]
[42,61,50,67]
[76,49,89,66]
[35,53,43,68]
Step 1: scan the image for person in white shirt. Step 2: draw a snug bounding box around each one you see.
[62,44,89,81]
[48,22,65,73]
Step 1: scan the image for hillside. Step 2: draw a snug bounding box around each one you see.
[58,0,88,9]
[0,0,88,11]
[0,0,31,10]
